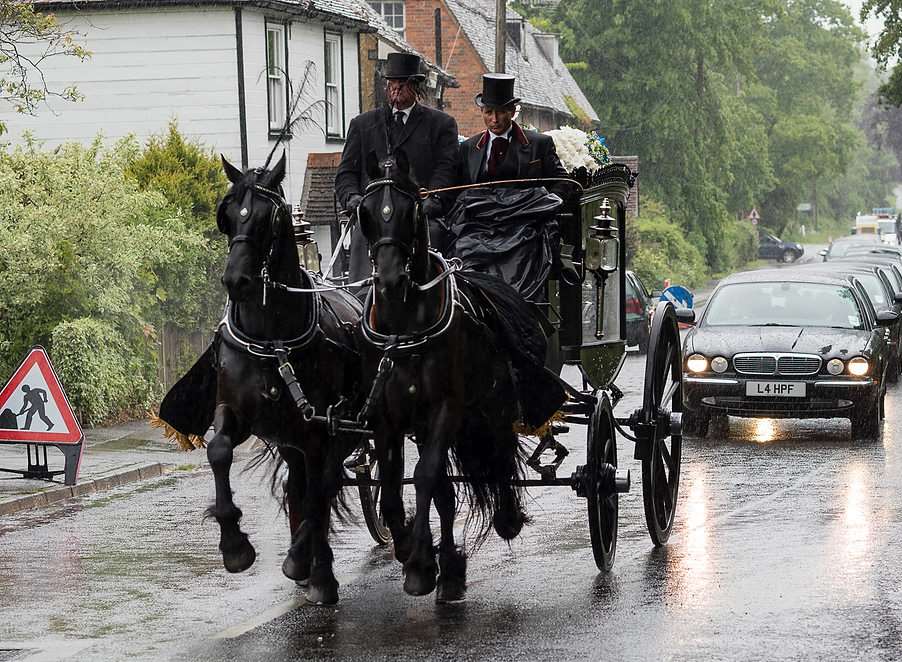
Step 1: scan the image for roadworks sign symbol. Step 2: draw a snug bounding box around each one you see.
[0,346,83,444]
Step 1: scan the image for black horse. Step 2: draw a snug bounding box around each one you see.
[356,151,563,601]
[208,154,362,605]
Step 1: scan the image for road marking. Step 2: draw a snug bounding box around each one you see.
[212,598,305,639]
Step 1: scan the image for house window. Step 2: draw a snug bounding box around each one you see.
[369,1,404,34]
[266,22,288,132]
[324,32,344,138]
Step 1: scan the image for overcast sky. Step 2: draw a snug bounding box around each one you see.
[843,0,883,42]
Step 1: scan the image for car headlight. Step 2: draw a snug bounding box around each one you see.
[711,356,728,373]
[826,358,844,375]
[687,354,708,373]
[848,357,869,377]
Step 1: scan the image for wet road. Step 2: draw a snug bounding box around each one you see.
[2,348,902,661]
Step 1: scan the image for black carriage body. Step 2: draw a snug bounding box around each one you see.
[555,164,633,390]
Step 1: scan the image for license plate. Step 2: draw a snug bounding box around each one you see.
[745,381,806,397]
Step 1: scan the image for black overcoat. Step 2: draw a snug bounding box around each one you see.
[335,103,459,282]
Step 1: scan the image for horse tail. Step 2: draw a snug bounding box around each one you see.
[451,418,531,549]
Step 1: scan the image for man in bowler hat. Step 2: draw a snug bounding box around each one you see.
[335,52,459,285]
[458,73,568,191]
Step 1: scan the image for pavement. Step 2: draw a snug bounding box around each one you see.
[0,419,207,516]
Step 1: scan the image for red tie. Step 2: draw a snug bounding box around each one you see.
[487,136,509,178]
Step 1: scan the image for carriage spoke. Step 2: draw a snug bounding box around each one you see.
[661,441,674,472]
[662,479,674,514]
[662,378,679,408]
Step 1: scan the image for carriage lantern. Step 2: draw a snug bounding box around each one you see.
[584,198,620,338]
[292,205,321,272]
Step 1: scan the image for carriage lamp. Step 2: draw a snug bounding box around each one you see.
[586,198,620,339]
[826,358,844,375]
[686,354,708,373]
[292,206,321,272]
[848,357,869,376]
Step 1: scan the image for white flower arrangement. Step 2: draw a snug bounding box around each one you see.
[545,126,609,173]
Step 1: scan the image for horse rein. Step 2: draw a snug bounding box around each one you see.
[416,176,585,199]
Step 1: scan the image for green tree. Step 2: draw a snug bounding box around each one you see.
[861,1,902,104]
[0,0,89,133]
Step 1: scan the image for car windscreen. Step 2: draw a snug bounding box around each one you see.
[703,282,864,329]
[856,273,890,311]
[880,220,896,235]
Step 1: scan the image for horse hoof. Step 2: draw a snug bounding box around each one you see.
[493,509,526,541]
[222,539,257,573]
[436,580,466,604]
[403,568,437,596]
[282,553,310,582]
[305,581,339,606]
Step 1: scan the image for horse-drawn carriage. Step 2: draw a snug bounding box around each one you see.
[336,162,684,573]
[165,153,683,605]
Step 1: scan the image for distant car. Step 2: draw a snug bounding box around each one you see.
[681,269,896,440]
[820,236,880,261]
[758,231,804,263]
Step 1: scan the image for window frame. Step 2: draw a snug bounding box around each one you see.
[265,19,290,137]
[324,30,345,141]
[369,1,405,35]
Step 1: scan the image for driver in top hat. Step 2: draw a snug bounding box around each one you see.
[335,52,459,286]
[458,73,568,192]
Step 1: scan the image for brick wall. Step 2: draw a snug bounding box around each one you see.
[404,0,487,136]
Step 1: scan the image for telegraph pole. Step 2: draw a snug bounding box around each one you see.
[494,0,506,72]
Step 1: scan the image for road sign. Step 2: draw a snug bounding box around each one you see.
[660,285,694,309]
[797,203,812,212]
[0,346,83,444]
[747,207,760,221]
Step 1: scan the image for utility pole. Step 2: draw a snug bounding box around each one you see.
[494,0,506,72]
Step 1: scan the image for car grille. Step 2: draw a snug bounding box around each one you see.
[733,355,777,375]
[732,353,821,376]
[777,355,822,375]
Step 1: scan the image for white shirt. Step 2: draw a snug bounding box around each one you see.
[391,102,416,125]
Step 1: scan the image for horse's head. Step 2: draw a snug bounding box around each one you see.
[217,153,289,302]
[358,150,427,298]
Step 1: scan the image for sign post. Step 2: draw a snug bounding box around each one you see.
[0,347,84,485]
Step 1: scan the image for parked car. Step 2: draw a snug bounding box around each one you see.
[819,236,880,261]
[625,270,653,353]
[681,269,896,440]
[758,230,804,262]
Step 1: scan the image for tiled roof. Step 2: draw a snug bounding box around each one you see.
[28,0,371,28]
[300,152,342,226]
[442,0,597,123]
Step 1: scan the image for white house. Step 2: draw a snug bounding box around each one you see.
[9,0,371,251]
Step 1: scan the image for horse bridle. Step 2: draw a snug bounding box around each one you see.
[360,161,422,268]
[218,173,292,307]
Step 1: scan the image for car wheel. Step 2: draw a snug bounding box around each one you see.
[851,390,881,440]
[781,249,797,263]
[682,411,710,438]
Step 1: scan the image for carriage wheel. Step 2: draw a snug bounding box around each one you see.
[358,447,391,546]
[640,301,683,546]
[586,391,619,571]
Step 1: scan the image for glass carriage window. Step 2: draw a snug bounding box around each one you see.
[266,23,287,131]
[369,1,405,34]
[325,33,344,138]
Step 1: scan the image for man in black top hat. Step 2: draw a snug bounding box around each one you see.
[458,73,568,191]
[335,52,459,284]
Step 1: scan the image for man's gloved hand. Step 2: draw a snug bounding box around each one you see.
[346,194,363,215]
[422,196,443,219]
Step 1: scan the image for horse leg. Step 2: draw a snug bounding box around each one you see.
[375,431,413,563]
[206,405,256,573]
[435,472,467,604]
[278,445,309,584]
[404,404,456,597]
[284,444,339,605]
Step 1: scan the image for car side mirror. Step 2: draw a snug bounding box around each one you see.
[675,308,696,325]
[876,310,899,326]
[651,289,663,299]
[818,249,828,257]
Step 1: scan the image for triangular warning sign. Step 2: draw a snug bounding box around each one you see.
[0,346,83,444]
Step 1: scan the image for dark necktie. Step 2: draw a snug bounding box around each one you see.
[487,136,509,178]
[391,110,405,144]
